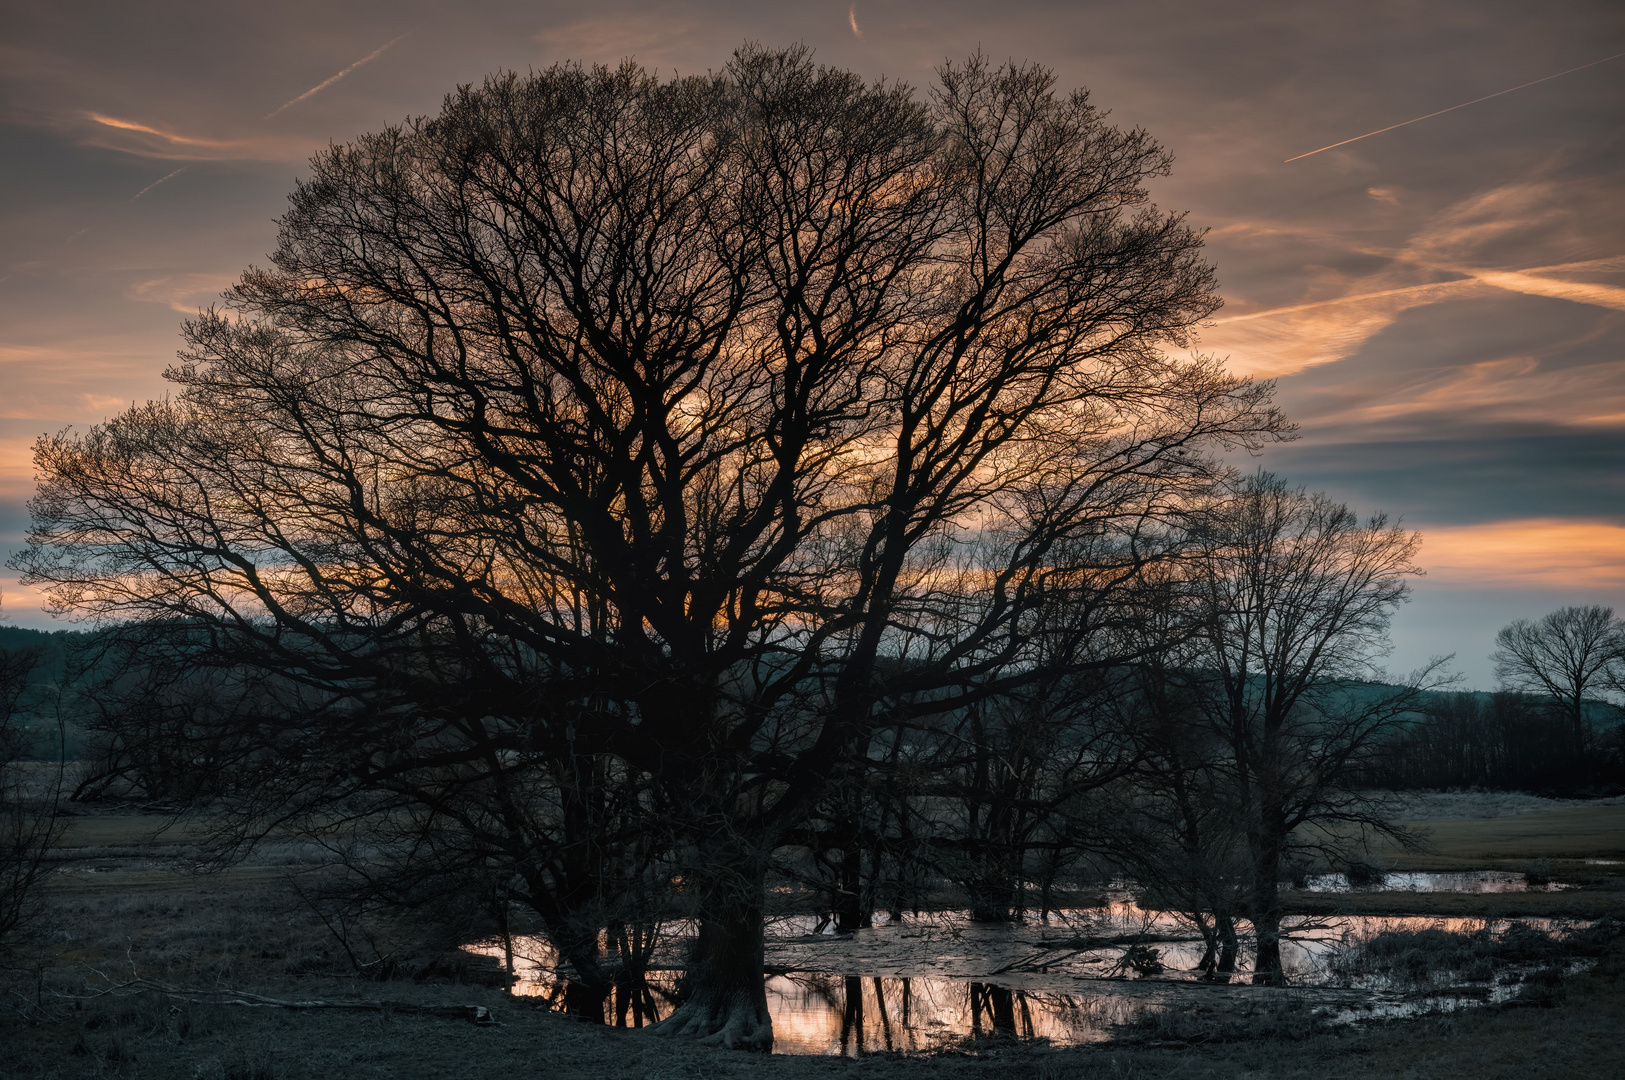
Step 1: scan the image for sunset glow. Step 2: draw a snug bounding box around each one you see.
[1,2,1621,690]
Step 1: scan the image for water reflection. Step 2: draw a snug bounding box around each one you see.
[1298,870,1574,893]
[464,899,1585,1053]
[765,974,1145,1054]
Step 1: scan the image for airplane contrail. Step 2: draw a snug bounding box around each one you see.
[1285,48,1625,162]
[849,5,862,38]
[265,33,409,119]
[1211,255,1625,324]
[132,167,188,200]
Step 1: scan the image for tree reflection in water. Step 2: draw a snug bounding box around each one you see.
[766,974,1103,1054]
[469,932,1131,1051]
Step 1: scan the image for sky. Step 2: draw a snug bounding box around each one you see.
[1,0,1621,688]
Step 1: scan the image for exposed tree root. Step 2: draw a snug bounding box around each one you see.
[648,990,773,1051]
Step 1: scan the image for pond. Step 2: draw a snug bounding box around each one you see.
[465,890,1590,1054]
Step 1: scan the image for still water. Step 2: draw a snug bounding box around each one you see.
[465,894,1582,1054]
[1297,870,1573,893]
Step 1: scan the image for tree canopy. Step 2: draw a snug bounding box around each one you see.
[15,46,1287,1047]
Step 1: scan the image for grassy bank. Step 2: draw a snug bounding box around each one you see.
[1378,802,1625,870]
[1281,887,1625,920]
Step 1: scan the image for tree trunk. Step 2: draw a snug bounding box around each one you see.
[1250,841,1284,985]
[967,877,1018,923]
[555,932,614,1021]
[835,835,864,933]
[650,872,772,1050]
[1216,911,1239,976]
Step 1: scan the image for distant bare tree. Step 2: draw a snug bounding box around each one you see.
[15,48,1284,1046]
[1493,605,1624,757]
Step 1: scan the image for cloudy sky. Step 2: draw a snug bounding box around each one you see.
[1,0,1621,687]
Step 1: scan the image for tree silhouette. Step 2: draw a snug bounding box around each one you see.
[1493,605,1624,760]
[15,47,1284,1046]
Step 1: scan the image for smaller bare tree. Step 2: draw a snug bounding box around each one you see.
[1493,605,1624,758]
[0,596,62,950]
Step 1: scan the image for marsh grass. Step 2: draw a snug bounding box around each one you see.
[1327,919,1622,985]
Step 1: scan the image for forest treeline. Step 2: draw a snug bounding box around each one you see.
[9,625,1621,796]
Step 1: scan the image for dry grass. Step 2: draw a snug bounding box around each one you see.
[1281,887,1625,920]
[1380,791,1625,822]
[1375,804,1625,870]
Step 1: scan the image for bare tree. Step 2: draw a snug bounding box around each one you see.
[1179,473,1438,985]
[15,48,1284,1046]
[1493,605,1624,758]
[0,594,61,950]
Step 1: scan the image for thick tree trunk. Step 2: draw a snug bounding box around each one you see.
[555,932,614,1022]
[1193,912,1218,973]
[1217,911,1239,976]
[1250,845,1284,985]
[649,873,772,1050]
[967,878,1018,923]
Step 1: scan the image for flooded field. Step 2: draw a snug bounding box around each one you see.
[467,884,1598,1054]
[1298,870,1576,893]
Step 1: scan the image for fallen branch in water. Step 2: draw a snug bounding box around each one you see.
[58,977,496,1024]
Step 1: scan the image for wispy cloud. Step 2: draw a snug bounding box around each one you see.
[127,272,237,313]
[79,111,288,161]
[87,113,243,148]
[849,5,863,38]
[265,33,409,120]
[1467,269,1625,312]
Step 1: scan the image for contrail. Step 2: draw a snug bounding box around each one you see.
[132,167,188,200]
[265,33,409,119]
[849,5,862,38]
[1285,48,1625,162]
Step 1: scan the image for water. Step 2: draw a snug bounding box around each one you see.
[1296,870,1575,893]
[464,889,1588,1053]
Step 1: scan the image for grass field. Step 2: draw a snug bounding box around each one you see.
[1381,803,1625,869]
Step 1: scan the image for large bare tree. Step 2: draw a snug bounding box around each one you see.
[15,47,1283,1046]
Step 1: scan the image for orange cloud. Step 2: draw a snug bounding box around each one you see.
[1421,519,1625,590]
[86,112,244,148]
[77,111,312,161]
